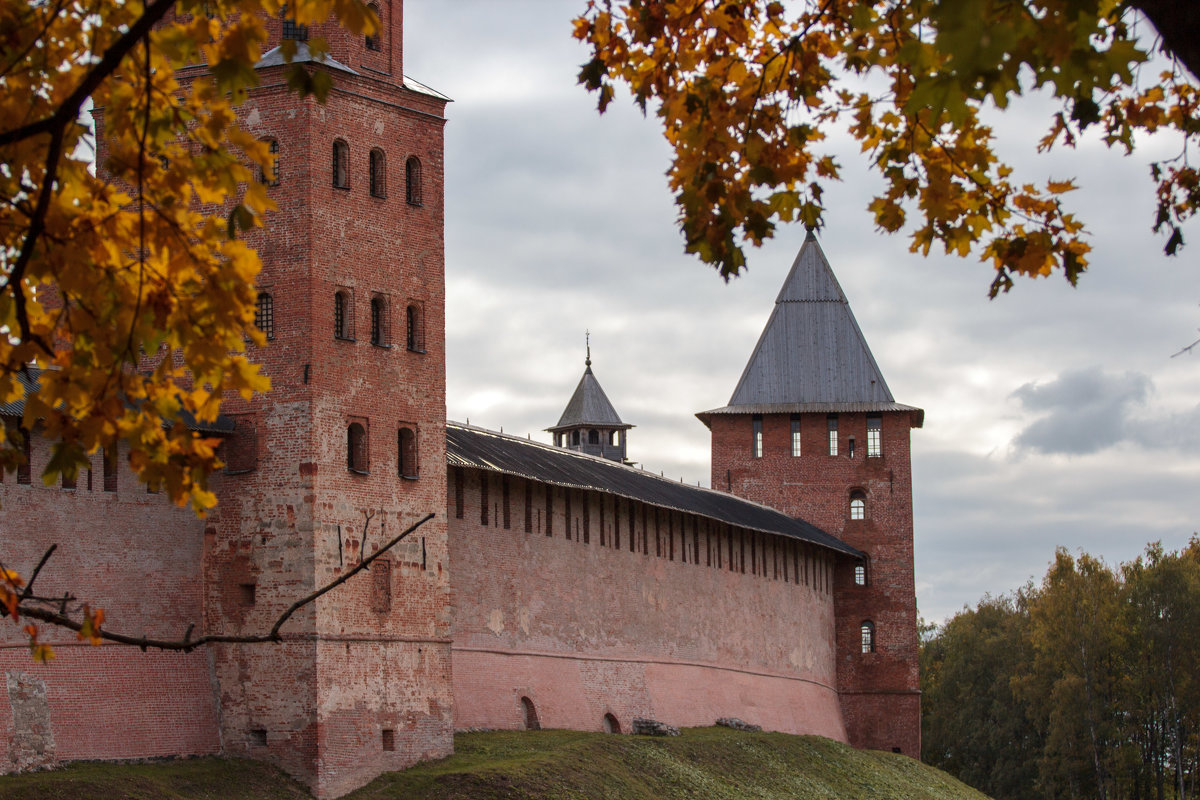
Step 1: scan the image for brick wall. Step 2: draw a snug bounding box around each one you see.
[0,439,221,772]
[448,467,848,740]
[708,410,921,756]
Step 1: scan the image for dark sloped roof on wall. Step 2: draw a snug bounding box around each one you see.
[547,363,632,432]
[447,421,860,558]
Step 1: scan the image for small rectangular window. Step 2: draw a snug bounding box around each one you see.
[480,474,489,525]
[502,476,511,530]
[524,480,533,533]
[867,416,882,457]
[239,583,256,606]
[751,415,763,458]
[16,428,31,485]
[790,415,801,457]
[454,467,464,518]
[103,446,117,492]
[381,729,395,751]
[827,415,838,456]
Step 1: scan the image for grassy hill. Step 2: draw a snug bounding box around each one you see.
[0,728,992,800]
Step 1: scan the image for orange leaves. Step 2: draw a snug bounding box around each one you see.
[575,0,1193,291]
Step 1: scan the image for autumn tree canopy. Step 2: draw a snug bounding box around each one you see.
[575,1,1200,294]
[0,0,375,654]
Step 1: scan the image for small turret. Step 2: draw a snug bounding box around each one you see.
[547,334,633,463]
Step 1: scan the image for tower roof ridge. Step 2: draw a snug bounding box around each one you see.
[547,360,631,432]
[726,235,895,407]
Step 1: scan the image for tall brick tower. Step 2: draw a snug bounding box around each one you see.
[697,232,923,757]
[192,5,452,797]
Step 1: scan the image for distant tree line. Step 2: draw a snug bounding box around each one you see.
[921,539,1200,800]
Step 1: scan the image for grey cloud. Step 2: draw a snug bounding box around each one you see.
[1011,367,1151,455]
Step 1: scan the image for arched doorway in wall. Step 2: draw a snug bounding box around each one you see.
[520,696,540,731]
[603,713,621,734]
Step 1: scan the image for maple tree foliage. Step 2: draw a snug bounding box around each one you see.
[574,0,1200,294]
[0,0,377,658]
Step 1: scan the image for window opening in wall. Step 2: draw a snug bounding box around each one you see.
[502,476,511,529]
[861,620,876,653]
[334,291,352,340]
[371,295,387,346]
[365,3,382,49]
[61,469,75,490]
[239,583,256,606]
[381,729,395,751]
[668,512,674,560]
[347,422,368,474]
[867,416,882,457]
[855,563,867,585]
[280,3,307,40]
[571,430,580,446]
[525,480,533,533]
[850,490,866,520]
[588,429,599,445]
[370,560,391,612]
[629,502,636,552]
[827,415,838,456]
[609,430,618,446]
[752,415,762,458]
[103,445,117,491]
[599,496,606,546]
[405,156,422,205]
[545,487,553,536]
[260,139,280,186]
[405,303,424,351]
[16,429,31,484]
[255,292,274,340]
[693,521,700,566]
[369,148,386,197]
[565,490,572,541]
[332,139,349,188]
[397,427,417,479]
[520,696,540,730]
[848,437,856,458]
[790,414,802,456]
[249,728,268,747]
[480,474,489,525]
[603,713,621,734]
[86,467,93,491]
[582,494,590,544]
[454,467,464,518]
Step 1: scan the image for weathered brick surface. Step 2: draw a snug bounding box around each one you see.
[448,469,847,741]
[708,410,921,756]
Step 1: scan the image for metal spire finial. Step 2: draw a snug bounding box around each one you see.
[585,330,591,367]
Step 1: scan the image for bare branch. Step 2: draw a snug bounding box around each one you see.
[16,512,437,652]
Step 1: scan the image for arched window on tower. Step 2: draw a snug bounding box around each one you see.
[861,620,876,653]
[369,148,386,198]
[347,422,368,473]
[849,490,866,520]
[255,292,274,340]
[405,156,422,205]
[370,295,387,346]
[854,562,868,586]
[334,291,352,339]
[259,139,280,186]
[588,429,599,445]
[332,139,349,189]
[398,427,417,479]
[364,3,381,50]
[405,303,424,351]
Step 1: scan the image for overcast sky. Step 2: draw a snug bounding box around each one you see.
[403,1,1200,624]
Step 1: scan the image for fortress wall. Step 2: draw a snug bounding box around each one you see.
[448,468,847,739]
[0,438,219,772]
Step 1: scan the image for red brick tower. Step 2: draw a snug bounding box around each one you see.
[697,232,923,757]
[194,6,453,797]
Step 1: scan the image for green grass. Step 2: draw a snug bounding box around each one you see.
[0,729,992,800]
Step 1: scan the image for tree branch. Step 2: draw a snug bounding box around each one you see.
[16,511,436,652]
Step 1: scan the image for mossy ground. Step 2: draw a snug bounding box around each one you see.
[0,728,992,800]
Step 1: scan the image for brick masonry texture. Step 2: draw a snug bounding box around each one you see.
[0,0,922,794]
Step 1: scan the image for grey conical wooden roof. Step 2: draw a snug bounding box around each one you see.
[698,233,921,424]
[546,360,632,432]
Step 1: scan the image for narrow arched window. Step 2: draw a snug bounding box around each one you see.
[332,139,349,188]
[398,427,417,479]
[405,303,424,351]
[861,620,876,654]
[260,139,280,186]
[369,148,386,197]
[405,156,422,205]
[281,4,308,40]
[364,3,381,50]
[588,429,599,445]
[370,295,386,345]
[849,490,866,520]
[255,292,274,340]
[854,563,867,586]
[334,291,352,339]
[347,422,368,473]
[849,494,865,520]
